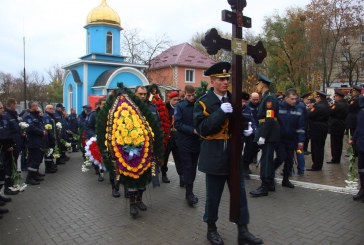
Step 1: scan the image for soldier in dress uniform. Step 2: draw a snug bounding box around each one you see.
[327,89,349,164]
[163,91,183,186]
[24,101,47,185]
[346,85,362,137]
[250,74,280,197]
[306,91,331,171]
[194,62,263,245]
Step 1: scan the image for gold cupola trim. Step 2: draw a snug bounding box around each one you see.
[86,0,121,27]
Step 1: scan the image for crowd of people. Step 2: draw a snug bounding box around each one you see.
[1,61,364,245]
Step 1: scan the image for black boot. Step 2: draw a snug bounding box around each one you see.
[0,207,9,214]
[98,171,104,182]
[237,225,263,245]
[34,172,44,182]
[0,194,11,203]
[25,171,40,185]
[179,175,185,187]
[136,190,147,211]
[4,178,18,195]
[354,175,364,201]
[250,184,269,197]
[45,161,57,173]
[56,158,66,165]
[129,192,139,218]
[186,184,198,206]
[111,180,120,198]
[282,177,294,188]
[162,175,170,183]
[207,223,224,245]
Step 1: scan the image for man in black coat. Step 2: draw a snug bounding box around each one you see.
[194,62,263,245]
[346,85,362,137]
[68,108,79,152]
[43,104,58,173]
[327,89,349,164]
[306,91,331,171]
[175,85,200,206]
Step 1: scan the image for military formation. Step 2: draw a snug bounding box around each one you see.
[1,61,364,245]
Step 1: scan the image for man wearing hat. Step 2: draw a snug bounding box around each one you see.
[162,91,183,185]
[300,92,312,155]
[327,89,349,164]
[250,73,280,197]
[346,85,363,138]
[194,62,263,245]
[54,103,70,164]
[306,90,330,171]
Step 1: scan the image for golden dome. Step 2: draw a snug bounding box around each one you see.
[86,0,121,27]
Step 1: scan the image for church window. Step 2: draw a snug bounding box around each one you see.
[87,32,90,54]
[106,31,113,54]
[68,85,73,110]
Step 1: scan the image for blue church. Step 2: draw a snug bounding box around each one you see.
[62,0,149,113]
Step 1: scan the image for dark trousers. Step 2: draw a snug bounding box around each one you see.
[162,137,182,176]
[179,151,199,185]
[27,148,44,172]
[203,172,249,226]
[310,129,327,170]
[260,142,276,185]
[242,134,258,167]
[304,136,310,152]
[358,153,364,187]
[3,149,19,178]
[330,131,345,163]
[274,142,295,177]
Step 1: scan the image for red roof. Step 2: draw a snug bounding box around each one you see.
[150,43,216,70]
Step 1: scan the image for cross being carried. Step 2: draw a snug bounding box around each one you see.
[201,0,266,227]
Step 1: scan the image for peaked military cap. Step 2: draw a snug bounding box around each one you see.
[352,85,363,92]
[315,90,327,98]
[168,91,179,99]
[204,62,231,77]
[241,91,250,100]
[301,92,311,99]
[56,103,64,108]
[334,89,346,97]
[258,73,271,85]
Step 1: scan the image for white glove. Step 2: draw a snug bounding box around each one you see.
[243,122,253,137]
[257,137,265,145]
[220,103,233,113]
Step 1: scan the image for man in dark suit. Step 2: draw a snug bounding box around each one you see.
[194,62,263,245]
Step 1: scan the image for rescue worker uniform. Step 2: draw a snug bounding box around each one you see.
[0,111,11,216]
[43,110,58,173]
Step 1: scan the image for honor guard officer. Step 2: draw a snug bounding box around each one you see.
[346,85,363,137]
[194,62,263,245]
[306,91,330,171]
[250,73,280,197]
[327,89,349,164]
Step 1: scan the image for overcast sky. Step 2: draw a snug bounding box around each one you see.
[0,0,311,77]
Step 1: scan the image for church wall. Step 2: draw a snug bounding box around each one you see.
[86,25,121,56]
[108,72,144,89]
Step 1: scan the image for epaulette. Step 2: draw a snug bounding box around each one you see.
[196,93,208,103]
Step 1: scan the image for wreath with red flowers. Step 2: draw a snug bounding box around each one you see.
[151,94,171,147]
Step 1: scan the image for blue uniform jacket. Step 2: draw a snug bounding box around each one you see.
[85,111,97,139]
[3,108,23,151]
[278,100,305,144]
[174,99,200,153]
[43,111,57,148]
[68,113,78,133]
[24,111,45,149]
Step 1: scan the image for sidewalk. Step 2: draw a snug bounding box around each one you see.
[0,150,363,245]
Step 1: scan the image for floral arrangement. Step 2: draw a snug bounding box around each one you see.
[19,122,29,134]
[345,132,358,190]
[10,152,27,192]
[56,122,62,130]
[195,80,209,100]
[45,124,53,130]
[107,97,154,179]
[84,136,104,171]
[151,94,171,147]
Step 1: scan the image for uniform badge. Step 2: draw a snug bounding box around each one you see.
[331,105,336,109]
[266,102,272,109]
[350,101,354,104]
[266,109,275,118]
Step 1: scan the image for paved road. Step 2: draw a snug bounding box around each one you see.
[0,152,363,245]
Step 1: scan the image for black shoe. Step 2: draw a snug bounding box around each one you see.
[136,201,147,211]
[353,188,364,201]
[0,200,5,206]
[268,184,275,192]
[207,230,224,245]
[186,194,198,206]
[282,179,295,188]
[0,195,11,203]
[112,189,120,198]
[0,207,9,214]
[98,175,104,182]
[238,225,263,245]
[4,188,19,195]
[37,172,45,177]
[45,168,57,173]
[130,203,139,218]
[162,175,170,183]
[306,168,321,171]
[56,159,66,165]
[250,186,268,197]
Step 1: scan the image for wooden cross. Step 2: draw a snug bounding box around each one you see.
[201,0,267,223]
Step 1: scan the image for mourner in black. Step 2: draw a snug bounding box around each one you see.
[68,108,79,152]
[162,91,183,186]
[301,92,312,155]
[250,73,280,197]
[175,85,201,206]
[194,62,263,245]
[350,95,364,202]
[24,102,47,185]
[0,102,12,217]
[307,91,330,171]
[2,98,24,195]
[327,89,349,164]
[43,104,58,173]
[346,85,362,137]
